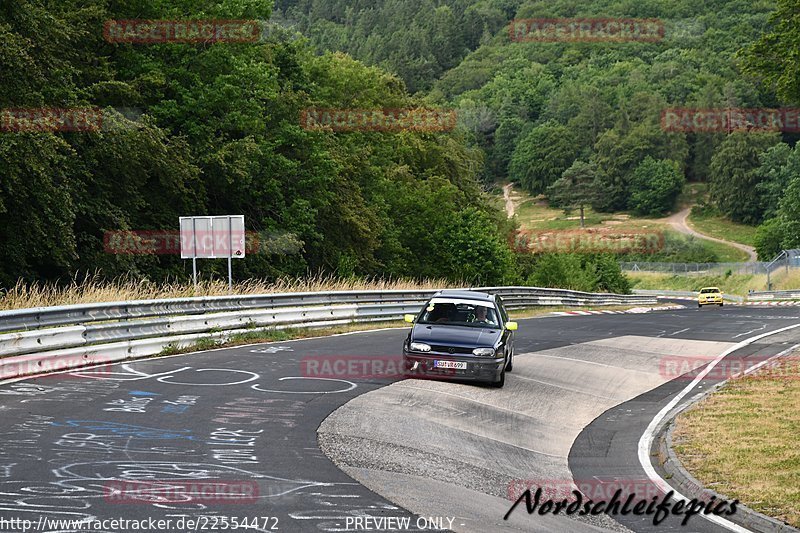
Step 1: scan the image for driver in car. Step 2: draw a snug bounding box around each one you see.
[468,305,496,325]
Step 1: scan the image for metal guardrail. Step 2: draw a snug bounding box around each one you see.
[633,289,744,303]
[0,286,656,381]
[0,290,440,333]
[747,289,800,301]
[621,261,781,275]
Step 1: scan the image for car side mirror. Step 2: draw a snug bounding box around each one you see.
[404,314,415,323]
[506,321,518,331]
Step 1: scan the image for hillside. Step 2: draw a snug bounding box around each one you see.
[283,0,800,262]
[0,0,510,287]
[3,0,800,291]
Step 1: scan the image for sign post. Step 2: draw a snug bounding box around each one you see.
[180,216,245,292]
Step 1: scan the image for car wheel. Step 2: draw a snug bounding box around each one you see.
[505,349,513,372]
[698,303,702,308]
[490,368,506,388]
[719,303,723,307]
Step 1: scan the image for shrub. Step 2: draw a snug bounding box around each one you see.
[754,218,784,261]
[526,253,631,294]
[629,157,685,216]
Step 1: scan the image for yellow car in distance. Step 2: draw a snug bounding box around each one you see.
[698,287,723,307]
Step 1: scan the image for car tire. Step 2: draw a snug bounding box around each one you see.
[719,303,723,307]
[698,303,702,308]
[505,349,513,372]
[490,368,506,388]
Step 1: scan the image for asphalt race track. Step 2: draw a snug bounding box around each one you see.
[1,305,798,533]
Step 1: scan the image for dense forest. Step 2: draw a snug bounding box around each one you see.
[1,0,799,290]
[281,0,800,256]
[0,0,512,288]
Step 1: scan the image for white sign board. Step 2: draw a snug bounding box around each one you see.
[180,215,245,259]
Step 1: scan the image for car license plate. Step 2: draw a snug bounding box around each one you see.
[433,360,466,370]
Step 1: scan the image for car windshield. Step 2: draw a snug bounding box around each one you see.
[700,288,720,294]
[417,299,500,328]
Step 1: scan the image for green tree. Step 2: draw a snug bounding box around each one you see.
[753,218,784,261]
[526,253,630,293]
[591,254,631,294]
[629,157,685,216]
[434,208,515,285]
[509,121,576,195]
[592,122,688,212]
[775,176,800,250]
[742,0,800,105]
[546,160,601,227]
[527,254,597,292]
[755,143,800,221]
[709,132,781,224]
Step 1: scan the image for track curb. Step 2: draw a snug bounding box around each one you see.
[653,346,800,533]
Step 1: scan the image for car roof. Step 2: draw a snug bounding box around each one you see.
[699,287,721,291]
[433,289,495,302]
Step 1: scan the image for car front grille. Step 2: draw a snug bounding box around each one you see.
[430,345,474,355]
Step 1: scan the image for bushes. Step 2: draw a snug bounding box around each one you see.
[629,157,685,216]
[619,232,719,263]
[753,218,784,261]
[524,253,631,294]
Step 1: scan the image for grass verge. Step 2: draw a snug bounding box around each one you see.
[0,273,456,311]
[629,269,800,295]
[672,355,800,528]
[689,236,750,262]
[629,272,764,295]
[687,211,758,247]
[511,187,748,262]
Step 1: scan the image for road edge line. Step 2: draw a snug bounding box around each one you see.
[637,322,800,533]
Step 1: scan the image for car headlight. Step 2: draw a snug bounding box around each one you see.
[409,342,431,353]
[472,347,495,357]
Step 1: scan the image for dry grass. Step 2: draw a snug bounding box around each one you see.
[672,355,800,527]
[629,272,767,295]
[629,268,800,295]
[0,272,457,311]
[687,211,758,247]
[772,269,800,291]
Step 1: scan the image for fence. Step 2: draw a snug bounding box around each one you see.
[747,289,800,301]
[620,260,791,276]
[0,286,656,381]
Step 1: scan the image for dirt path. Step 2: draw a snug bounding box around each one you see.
[662,207,758,261]
[503,183,515,218]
